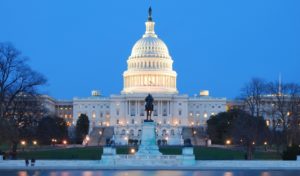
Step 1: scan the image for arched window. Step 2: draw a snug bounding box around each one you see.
[121,129,126,135]
[162,129,167,136]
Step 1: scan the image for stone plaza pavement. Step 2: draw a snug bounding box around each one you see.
[0,160,300,170]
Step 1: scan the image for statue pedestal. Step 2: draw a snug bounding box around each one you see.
[100,120,196,166]
[136,121,161,155]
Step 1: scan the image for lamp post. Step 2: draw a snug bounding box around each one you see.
[225,139,231,147]
[98,130,102,146]
[63,140,68,147]
[51,138,57,146]
[85,136,90,146]
[264,141,268,151]
[130,148,136,154]
[32,140,37,151]
[20,140,26,151]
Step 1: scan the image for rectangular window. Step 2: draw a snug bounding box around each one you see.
[163,109,167,116]
[178,110,182,116]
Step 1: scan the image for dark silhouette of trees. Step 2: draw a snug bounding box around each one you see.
[0,118,18,145]
[206,110,238,144]
[36,116,68,145]
[0,42,47,154]
[207,109,270,160]
[231,111,270,160]
[0,43,46,118]
[266,81,300,147]
[75,114,89,144]
[240,78,267,117]
[240,77,300,151]
[282,145,300,160]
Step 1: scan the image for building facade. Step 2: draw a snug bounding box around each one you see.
[55,100,73,126]
[72,9,227,145]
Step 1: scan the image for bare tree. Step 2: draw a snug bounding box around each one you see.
[240,78,267,117]
[267,81,300,146]
[0,43,47,119]
[231,110,270,160]
[0,43,47,155]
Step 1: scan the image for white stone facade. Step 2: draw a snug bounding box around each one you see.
[72,10,226,145]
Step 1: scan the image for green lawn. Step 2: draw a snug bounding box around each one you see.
[193,147,281,160]
[18,147,103,160]
[0,144,10,152]
[159,147,182,155]
[16,146,281,160]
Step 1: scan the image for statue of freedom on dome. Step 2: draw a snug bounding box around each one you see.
[145,94,154,122]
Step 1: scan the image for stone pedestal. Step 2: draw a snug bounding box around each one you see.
[101,147,116,165]
[100,121,196,166]
[182,147,196,165]
[136,121,161,155]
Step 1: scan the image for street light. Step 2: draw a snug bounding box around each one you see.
[264,141,268,151]
[85,136,90,146]
[130,148,135,154]
[51,138,57,146]
[21,140,26,151]
[63,140,68,145]
[226,139,231,145]
[32,140,38,151]
[21,140,26,146]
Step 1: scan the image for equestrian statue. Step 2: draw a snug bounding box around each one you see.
[145,94,154,122]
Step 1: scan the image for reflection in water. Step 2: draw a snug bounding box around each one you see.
[18,171,28,176]
[223,171,233,176]
[115,171,145,176]
[10,170,300,176]
[50,171,57,176]
[261,171,271,176]
[82,171,93,176]
[154,171,185,176]
[61,171,71,176]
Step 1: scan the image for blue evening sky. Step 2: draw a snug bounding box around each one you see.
[0,0,299,100]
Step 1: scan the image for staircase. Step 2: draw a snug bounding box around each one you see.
[88,127,114,146]
[182,127,207,146]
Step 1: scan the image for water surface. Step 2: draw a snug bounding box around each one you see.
[2,170,300,176]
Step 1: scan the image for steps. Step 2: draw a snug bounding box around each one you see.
[88,127,114,146]
[182,127,207,146]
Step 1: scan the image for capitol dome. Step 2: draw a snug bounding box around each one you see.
[130,36,170,59]
[122,7,178,95]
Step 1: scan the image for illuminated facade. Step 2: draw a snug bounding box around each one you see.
[73,9,226,145]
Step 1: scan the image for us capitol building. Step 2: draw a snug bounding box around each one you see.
[72,8,226,145]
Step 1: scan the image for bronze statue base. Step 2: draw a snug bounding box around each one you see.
[144,119,154,122]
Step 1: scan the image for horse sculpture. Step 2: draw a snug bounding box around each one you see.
[145,94,154,122]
